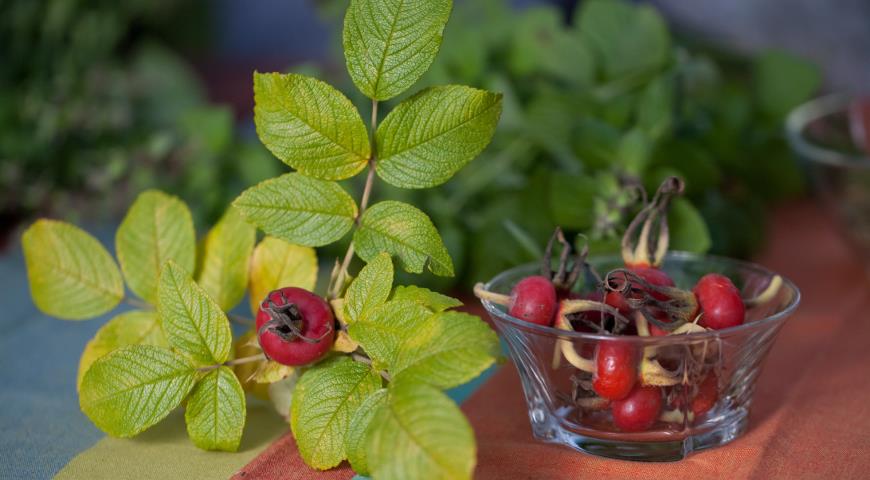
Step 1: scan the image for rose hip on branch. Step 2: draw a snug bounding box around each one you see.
[256,287,335,366]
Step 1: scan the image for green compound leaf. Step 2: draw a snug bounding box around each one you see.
[343,0,452,101]
[158,261,232,366]
[77,310,167,391]
[185,366,246,452]
[391,285,462,312]
[376,85,502,189]
[345,388,387,476]
[234,173,358,247]
[253,72,370,180]
[79,345,197,438]
[248,236,318,316]
[22,220,124,320]
[668,198,711,254]
[354,201,453,276]
[290,356,382,470]
[344,252,393,324]
[366,379,475,480]
[348,300,432,370]
[195,206,256,311]
[116,190,196,305]
[393,311,499,389]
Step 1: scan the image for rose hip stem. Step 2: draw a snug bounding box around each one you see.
[473,283,511,306]
[743,275,783,308]
[551,299,631,373]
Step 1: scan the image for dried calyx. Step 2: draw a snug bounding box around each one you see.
[258,290,329,345]
[621,176,685,268]
[542,227,594,294]
[603,268,698,332]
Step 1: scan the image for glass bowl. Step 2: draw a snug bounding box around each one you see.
[479,252,800,462]
[786,94,870,257]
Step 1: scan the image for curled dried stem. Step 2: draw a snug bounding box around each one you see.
[744,275,782,308]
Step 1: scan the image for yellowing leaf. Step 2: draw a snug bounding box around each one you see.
[366,380,475,480]
[345,388,387,475]
[185,366,246,452]
[253,72,370,180]
[252,361,295,384]
[234,173,358,247]
[333,330,360,354]
[22,220,124,320]
[77,310,167,390]
[248,236,318,316]
[290,356,382,469]
[343,0,452,101]
[376,86,502,188]
[354,201,453,276]
[233,330,270,400]
[196,206,256,311]
[80,345,196,438]
[116,190,195,304]
[344,252,393,324]
[158,261,232,366]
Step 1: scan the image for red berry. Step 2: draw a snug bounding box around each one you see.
[605,266,675,314]
[691,374,719,417]
[593,341,637,400]
[611,385,662,432]
[256,287,335,366]
[509,276,557,326]
[694,274,745,330]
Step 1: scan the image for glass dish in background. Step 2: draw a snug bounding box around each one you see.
[480,253,800,462]
[787,94,870,257]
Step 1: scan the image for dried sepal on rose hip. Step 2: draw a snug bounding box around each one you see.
[256,287,335,366]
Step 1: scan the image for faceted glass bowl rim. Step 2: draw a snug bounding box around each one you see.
[480,251,801,345]
[785,93,869,168]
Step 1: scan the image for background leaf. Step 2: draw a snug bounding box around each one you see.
[754,50,821,117]
[253,72,370,180]
[290,356,382,470]
[390,285,461,312]
[185,366,246,452]
[344,252,393,324]
[248,236,318,315]
[79,345,196,438]
[158,261,232,366]
[195,206,256,311]
[348,300,432,370]
[376,85,502,188]
[668,198,712,253]
[116,190,196,304]
[354,201,453,276]
[77,310,167,390]
[234,173,358,247]
[345,388,387,476]
[23,220,124,320]
[392,311,499,389]
[366,380,475,480]
[343,0,452,100]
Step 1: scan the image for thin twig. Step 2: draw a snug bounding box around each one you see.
[198,353,267,373]
[351,352,392,382]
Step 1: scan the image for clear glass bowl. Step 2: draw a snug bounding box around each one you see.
[786,94,870,257]
[479,252,800,462]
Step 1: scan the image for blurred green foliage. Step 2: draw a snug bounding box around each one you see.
[0,0,279,231]
[314,0,820,286]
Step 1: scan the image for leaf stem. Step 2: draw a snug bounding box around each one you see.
[199,353,267,372]
[351,351,392,382]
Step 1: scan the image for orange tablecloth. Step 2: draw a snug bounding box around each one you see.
[462,201,870,478]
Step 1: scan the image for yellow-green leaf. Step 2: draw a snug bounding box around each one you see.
[196,206,256,311]
[354,201,453,276]
[77,310,167,390]
[185,366,246,452]
[344,252,393,324]
[252,361,295,384]
[158,261,232,365]
[390,285,462,312]
[22,220,124,320]
[376,85,502,188]
[290,356,382,470]
[80,345,197,438]
[393,311,499,389]
[366,380,475,480]
[345,388,387,475]
[253,72,370,180]
[116,190,195,304]
[248,236,318,315]
[234,173,358,247]
[348,300,431,370]
[343,0,452,101]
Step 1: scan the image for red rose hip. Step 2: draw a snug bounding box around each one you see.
[593,341,637,400]
[509,275,557,326]
[694,273,745,330]
[612,385,663,432]
[256,287,335,366]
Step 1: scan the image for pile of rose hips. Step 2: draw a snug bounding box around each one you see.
[476,177,779,433]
